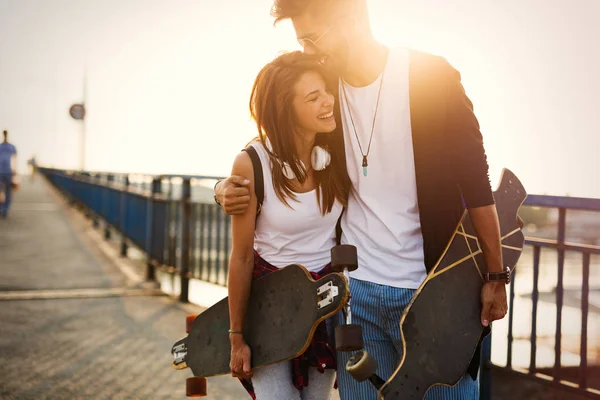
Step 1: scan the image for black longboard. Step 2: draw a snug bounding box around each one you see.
[172,264,349,389]
[348,168,527,399]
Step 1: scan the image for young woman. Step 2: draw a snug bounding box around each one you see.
[227,51,350,399]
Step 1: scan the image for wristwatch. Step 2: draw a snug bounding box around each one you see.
[483,266,511,284]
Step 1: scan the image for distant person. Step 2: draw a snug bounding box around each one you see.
[0,130,18,218]
[28,155,37,181]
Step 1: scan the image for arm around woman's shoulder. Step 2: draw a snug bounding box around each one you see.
[229,150,258,261]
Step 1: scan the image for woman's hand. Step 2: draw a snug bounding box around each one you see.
[229,335,253,379]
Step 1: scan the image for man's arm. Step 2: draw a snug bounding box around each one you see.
[444,61,507,327]
[214,176,252,215]
[469,205,507,326]
[444,63,494,209]
[11,146,17,175]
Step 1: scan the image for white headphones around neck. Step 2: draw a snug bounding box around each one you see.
[265,139,331,180]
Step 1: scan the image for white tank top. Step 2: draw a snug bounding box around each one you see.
[250,141,343,272]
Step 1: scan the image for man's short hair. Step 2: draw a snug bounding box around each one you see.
[271,0,365,24]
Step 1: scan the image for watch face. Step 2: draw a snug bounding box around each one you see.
[70,104,86,120]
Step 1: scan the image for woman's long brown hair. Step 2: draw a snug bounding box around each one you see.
[249,51,350,214]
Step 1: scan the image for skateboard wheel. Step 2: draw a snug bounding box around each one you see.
[186,376,207,397]
[331,245,358,272]
[335,324,363,352]
[186,314,199,334]
[346,350,378,382]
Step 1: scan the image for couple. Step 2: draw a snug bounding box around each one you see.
[218,0,508,399]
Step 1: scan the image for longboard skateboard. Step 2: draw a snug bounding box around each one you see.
[346,168,527,399]
[172,253,352,397]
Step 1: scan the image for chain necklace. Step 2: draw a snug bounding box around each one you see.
[340,67,386,177]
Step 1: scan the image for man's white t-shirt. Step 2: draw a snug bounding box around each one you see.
[339,47,428,289]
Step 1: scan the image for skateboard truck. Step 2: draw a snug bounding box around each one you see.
[317,281,339,309]
[172,343,188,369]
[331,245,364,352]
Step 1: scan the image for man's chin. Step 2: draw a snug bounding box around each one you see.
[320,56,348,78]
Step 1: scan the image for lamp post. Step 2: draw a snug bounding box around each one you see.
[69,68,87,171]
[69,103,86,170]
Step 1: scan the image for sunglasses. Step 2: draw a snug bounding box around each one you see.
[297,23,335,53]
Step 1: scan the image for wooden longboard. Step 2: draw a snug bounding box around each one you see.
[172,264,349,378]
[378,168,527,399]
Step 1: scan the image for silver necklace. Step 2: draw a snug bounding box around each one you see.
[340,67,386,177]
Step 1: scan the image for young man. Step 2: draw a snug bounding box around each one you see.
[0,130,18,218]
[215,1,508,398]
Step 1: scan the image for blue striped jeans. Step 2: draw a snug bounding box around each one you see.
[335,278,479,400]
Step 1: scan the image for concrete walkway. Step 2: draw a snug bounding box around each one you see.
[0,176,247,399]
[1,175,592,400]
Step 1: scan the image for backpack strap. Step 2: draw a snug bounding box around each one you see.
[242,146,263,216]
[335,207,345,245]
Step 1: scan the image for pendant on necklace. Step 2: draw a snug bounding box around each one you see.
[362,156,368,177]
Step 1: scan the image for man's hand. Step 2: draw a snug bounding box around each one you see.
[215,175,251,215]
[480,281,507,327]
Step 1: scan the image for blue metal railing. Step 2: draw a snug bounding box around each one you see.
[482,195,600,398]
[39,167,231,296]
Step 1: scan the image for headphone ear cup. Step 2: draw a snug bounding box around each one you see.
[311,146,331,171]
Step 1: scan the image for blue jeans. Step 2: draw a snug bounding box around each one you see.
[336,278,479,400]
[0,174,12,215]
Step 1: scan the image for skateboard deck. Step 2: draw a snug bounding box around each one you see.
[172,263,349,379]
[351,168,526,399]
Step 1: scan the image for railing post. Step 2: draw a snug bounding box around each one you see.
[554,208,566,383]
[120,175,129,257]
[104,174,114,240]
[180,178,191,303]
[81,172,92,219]
[93,173,100,228]
[69,171,79,207]
[90,175,102,228]
[146,177,162,282]
[579,252,590,389]
[507,270,516,368]
[480,332,492,400]
[530,246,541,374]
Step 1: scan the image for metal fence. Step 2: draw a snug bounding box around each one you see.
[481,195,600,398]
[39,167,599,398]
[39,168,232,301]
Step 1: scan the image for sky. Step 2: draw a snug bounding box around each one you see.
[0,0,599,197]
